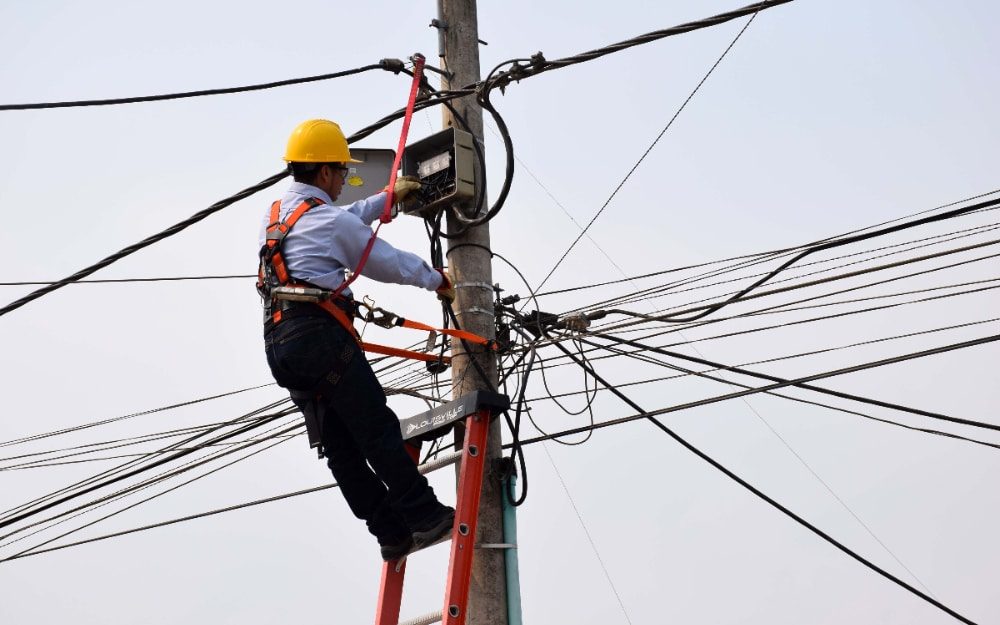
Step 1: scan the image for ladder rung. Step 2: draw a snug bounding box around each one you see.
[398,610,442,625]
[417,450,462,475]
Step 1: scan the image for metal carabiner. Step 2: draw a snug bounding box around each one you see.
[369,307,401,329]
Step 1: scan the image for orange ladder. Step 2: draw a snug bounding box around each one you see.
[375,391,509,625]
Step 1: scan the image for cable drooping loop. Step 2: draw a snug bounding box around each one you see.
[0,61,404,111]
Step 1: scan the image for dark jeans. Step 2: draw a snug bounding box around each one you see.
[264,307,441,543]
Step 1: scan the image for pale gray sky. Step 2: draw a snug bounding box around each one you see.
[1,1,998,624]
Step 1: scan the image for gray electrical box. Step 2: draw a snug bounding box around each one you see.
[400,127,477,217]
[333,148,396,207]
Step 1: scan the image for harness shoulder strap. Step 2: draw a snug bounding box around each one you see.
[284,197,324,228]
[265,197,325,247]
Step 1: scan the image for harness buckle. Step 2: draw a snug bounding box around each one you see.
[272,285,329,304]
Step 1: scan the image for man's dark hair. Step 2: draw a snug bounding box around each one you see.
[288,162,344,184]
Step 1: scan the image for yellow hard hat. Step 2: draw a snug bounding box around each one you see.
[284,119,360,163]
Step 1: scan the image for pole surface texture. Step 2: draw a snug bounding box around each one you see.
[439,0,508,623]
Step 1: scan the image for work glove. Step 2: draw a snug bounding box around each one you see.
[386,175,422,203]
[435,269,456,305]
[387,175,423,219]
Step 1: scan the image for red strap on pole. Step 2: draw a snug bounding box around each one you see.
[334,54,426,299]
[381,54,426,224]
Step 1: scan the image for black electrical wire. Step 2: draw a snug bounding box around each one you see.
[530,315,1000,402]
[0,397,291,520]
[0,171,287,318]
[584,261,1000,356]
[524,324,980,624]
[533,337,597,445]
[0,87,473,319]
[439,72,516,236]
[0,418,302,553]
[578,331,1000,435]
[0,411,300,548]
[599,237,1000,333]
[2,482,342,562]
[570,220,1000,316]
[0,421,252,468]
[0,2,802,318]
[0,274,256,287]
[514,333,1000,448]
[0,405,294,532]
[534,280,1000,382]
[0,383,274,449]
[519,347,1000,455]
[539,190,1000,302]
[520,1,793,78]
[2,422,302,560]
[603,248,1000,341]
[647,196,1000,325]
[582,283,1000,379]
[0,399,291,522]
[0,61,401,111]
[504,342,536,506]
[534,6,766,294]
[10,324,992,566]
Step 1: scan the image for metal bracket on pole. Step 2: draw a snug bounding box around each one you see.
[455,281,494,292]
[455,306,495,318]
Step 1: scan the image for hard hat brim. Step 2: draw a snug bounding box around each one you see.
[283,156,363,164]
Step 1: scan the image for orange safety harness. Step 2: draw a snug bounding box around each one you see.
[257,198,495,367]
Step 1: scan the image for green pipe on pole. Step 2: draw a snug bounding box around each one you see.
[503,475,523,624]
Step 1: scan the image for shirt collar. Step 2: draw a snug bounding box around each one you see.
[287,181,334,205]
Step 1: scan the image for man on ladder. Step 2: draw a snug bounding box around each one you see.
[258,119,457,561]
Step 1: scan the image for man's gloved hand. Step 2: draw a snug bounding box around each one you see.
[435,269,456,305]
[391,175,422,203]
[387,176,423,219]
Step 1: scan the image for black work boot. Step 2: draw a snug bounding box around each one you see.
[379,533,414,562]
[411,505,455,551]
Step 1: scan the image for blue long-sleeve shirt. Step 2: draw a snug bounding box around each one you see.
[258,182,443,297]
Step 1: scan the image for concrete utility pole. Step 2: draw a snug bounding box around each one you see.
[437,0,508,623]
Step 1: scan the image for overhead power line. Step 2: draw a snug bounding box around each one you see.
[0,383,274,449]
[0,407,293,534]
[540,337,978,625]
[515,332,1000,447]
[647,196,1000,324]
[582,332,1000,434]
[0,1,796,319]
[0,274,255,287]
[495,0,794,81]
[534,6,766,293]
[0,61,406,111]
[0,171,288,318]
